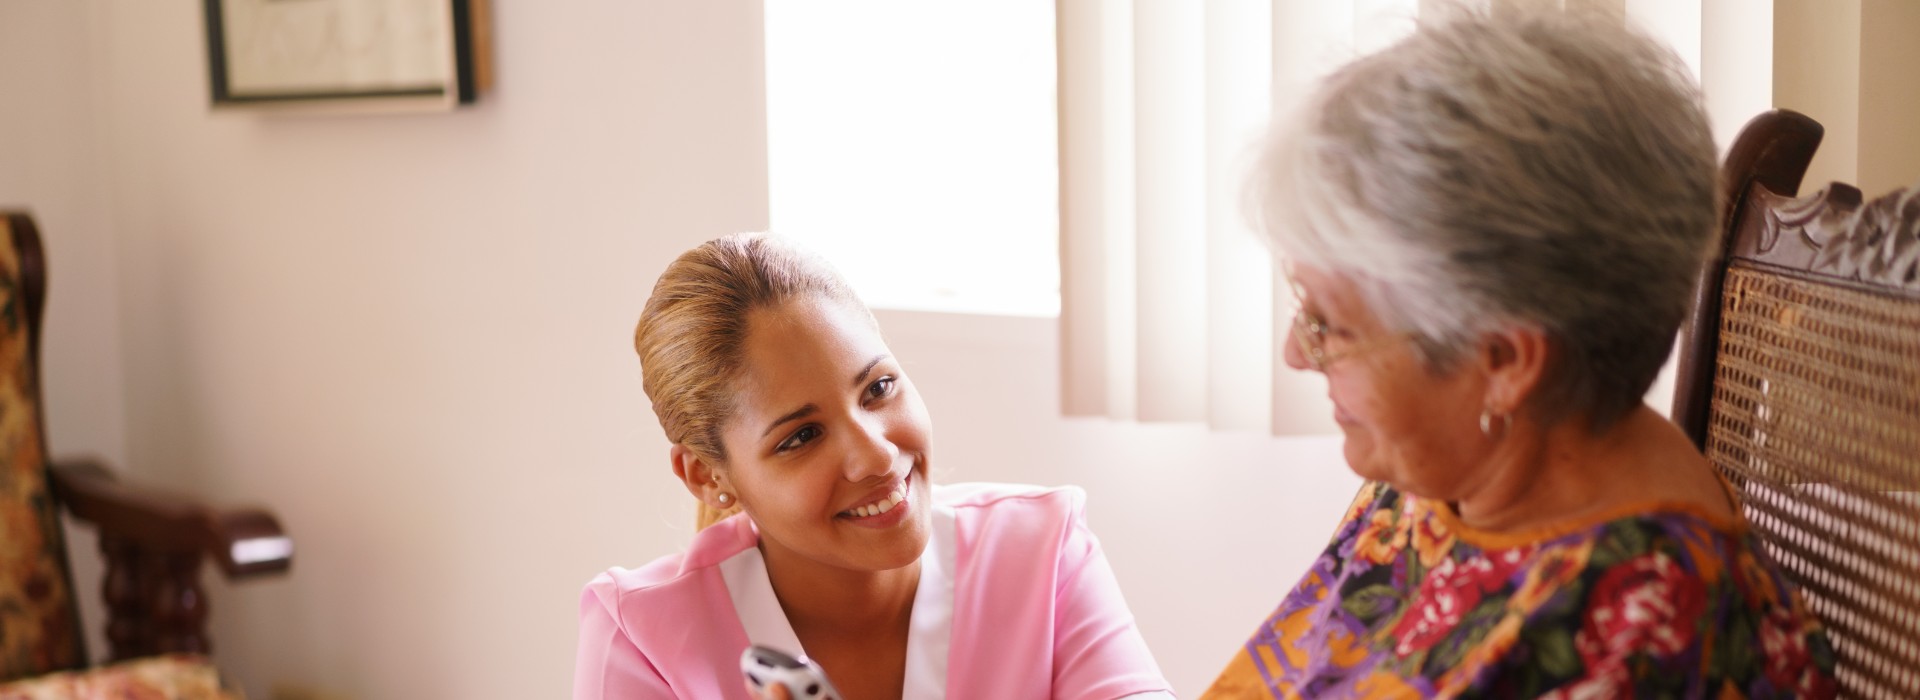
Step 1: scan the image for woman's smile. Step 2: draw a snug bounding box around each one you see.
[835,470,916,529]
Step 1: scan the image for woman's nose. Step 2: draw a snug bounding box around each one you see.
[1281,316,1312,371]
[843,416,899,481]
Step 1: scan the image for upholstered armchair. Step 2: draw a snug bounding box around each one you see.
[0,211,292,699]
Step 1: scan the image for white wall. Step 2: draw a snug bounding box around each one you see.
[1857,0,1920,195]
[1701,0,1774,158]
[1771,0,1920,197]
[1773,0,1863,194]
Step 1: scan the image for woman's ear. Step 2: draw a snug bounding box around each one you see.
[1478,323,1552,417]
[669,444,729,508]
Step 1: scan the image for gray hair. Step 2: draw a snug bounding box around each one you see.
[1250,5,1718,431]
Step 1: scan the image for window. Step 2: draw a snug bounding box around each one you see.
[765,1,1060,317]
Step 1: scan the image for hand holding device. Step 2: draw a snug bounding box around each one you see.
[740,645,841,700]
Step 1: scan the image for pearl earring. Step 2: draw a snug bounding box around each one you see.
[1479,409,1512,438]
[717,492,732,506]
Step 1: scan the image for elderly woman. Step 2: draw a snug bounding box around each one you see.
[1203,7,1835,699]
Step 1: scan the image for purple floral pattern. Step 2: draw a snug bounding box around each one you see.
[1204,481,1836,698]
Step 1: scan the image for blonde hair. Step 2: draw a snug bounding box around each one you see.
[635,233,869,529]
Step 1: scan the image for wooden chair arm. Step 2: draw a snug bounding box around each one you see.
[49,458,293,578]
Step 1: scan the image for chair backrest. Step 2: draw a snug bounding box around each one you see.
[0,212,87,680]
[1673,111,1920,700]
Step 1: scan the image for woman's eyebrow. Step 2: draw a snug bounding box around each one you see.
[758,355,891,439]
[850,354,888,388]
[761,404,816,439]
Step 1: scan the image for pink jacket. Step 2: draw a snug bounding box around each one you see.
[574,483,1170,699]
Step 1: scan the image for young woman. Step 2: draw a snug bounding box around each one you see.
[573,234,1172,700]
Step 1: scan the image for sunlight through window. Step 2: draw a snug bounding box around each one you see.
[766,1,1060,317]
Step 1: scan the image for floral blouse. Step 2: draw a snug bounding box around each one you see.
[1203,481,1836,698]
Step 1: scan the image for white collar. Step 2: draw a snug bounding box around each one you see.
[718,500,957,699]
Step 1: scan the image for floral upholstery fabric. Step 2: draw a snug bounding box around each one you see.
[0,654,238,700]
[1205,480,1837,698]
[0,218,84,681]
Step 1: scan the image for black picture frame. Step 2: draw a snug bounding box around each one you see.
[203,0,487,111]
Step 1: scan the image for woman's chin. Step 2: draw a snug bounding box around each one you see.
[874,516,932,571]
[1340,435,1388,483]
[882,492,936,567]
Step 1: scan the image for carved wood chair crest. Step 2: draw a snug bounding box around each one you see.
[1738,179,1920,289]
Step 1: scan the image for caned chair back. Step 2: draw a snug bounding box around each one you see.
[1673,110,1920,699]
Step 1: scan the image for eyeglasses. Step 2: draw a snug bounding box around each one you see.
[1284,274,1414,372]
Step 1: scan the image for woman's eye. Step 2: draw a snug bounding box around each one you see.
[777,425,821,453]
[1312,317,1354,340]
[866,376,896,400]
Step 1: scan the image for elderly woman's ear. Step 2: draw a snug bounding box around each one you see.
[1474,323,1552,420]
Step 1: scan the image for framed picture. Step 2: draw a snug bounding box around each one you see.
[203,0,491,112]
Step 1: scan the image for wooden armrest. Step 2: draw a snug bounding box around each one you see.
[49,458,293,578]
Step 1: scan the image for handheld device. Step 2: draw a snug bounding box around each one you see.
[740,645,842,700]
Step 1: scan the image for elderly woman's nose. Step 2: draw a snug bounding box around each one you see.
[1282,319,1313,371]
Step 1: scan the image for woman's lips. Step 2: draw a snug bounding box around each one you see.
[838,472,910,519]
[837,475,913,529]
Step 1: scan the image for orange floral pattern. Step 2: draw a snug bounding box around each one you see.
[1203,482,1836,698]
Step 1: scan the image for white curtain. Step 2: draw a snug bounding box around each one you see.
[1056,0,1421,435]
